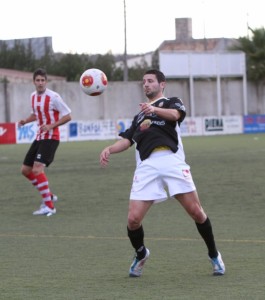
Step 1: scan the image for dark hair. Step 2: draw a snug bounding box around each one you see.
[33,68,47,80]
[144,69,166,83]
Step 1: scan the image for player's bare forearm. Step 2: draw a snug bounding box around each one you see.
[51,114,71,128]
[18,114,37,127]
[100,138,131,167]
[140,103,180,121]
[57,114,72,126]
[40,114,72,132]
[154,107,180,121]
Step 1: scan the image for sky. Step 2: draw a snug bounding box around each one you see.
[1,0,264,55]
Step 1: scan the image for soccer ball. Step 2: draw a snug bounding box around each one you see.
[80,68,108,96]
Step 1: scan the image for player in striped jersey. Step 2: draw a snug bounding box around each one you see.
[18,68,71,216]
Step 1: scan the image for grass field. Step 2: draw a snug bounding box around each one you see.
[1,134,265,300]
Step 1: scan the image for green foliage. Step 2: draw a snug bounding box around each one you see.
[112,67,124,81]
[93,52,116,80]
[0,41,35,71]
[231,27,265,82]
[0,40,152,82]
[151,49,159,70]
[128,59,149,80]
[51,53,93,81]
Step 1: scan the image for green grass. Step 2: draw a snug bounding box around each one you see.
[1,134,265,300]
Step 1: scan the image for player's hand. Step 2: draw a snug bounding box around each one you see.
[140,103,155,115]
[18,120,26,127]
[40,124,52,132]
[100,147,110,167]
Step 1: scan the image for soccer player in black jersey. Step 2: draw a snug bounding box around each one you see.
[100,69,225,277]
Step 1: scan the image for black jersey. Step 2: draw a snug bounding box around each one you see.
[119,97,186,161]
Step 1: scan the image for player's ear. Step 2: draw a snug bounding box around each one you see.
[161,81,166,90]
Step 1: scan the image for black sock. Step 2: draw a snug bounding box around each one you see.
[196,217,218,258]
[127,225,146,260]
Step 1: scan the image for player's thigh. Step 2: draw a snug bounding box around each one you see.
[175,191,206,222]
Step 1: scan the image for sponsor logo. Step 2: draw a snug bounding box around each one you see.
[182,169,191,177]
[152,120,165,126]
[18,124,35,140]
[140,119,151,131]
[117,121,126,133]
[69,123,78,137]
[205,118,223,131]
[0,126,7,136]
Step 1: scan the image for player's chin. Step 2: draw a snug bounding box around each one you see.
[37,87,45,93]
[145,91,154,98]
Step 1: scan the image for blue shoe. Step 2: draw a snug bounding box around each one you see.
[129,248,150,277]
[209,251,225,276]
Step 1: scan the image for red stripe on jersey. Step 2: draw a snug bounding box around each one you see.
[31,95,35,110]
[44,95,51,123]
[37,104,43,125]
[44,95,51,139]
[52,109,60,139]
[31,90,66,141]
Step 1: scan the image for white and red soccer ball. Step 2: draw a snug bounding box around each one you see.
[80,68,108,96]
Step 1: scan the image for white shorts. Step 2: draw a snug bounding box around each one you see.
[130,150,196,203]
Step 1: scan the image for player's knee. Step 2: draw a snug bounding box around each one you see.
[127,214,142,230]
[190,208,207,223]
[21,166,30,177]
[31,169,40,176]
[31,163,45,176]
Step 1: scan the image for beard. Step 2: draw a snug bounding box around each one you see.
[145,90,158,100]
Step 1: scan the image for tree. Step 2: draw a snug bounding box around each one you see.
[49,53,93,81]
[231,27,265,112]
[93,52,116,81]
[0,41,153,82]
[232,27,265,83]
[128,59,149,81]
[0,41,36,71]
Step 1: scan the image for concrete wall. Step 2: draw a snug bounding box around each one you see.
[1,79,265,123]
[0,84,5,122]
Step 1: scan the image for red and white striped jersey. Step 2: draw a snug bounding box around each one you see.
[31,88,71,141]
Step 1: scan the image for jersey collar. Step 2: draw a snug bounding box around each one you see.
[148,96,167,105]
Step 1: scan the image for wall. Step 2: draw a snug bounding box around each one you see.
[0,79,265,123]
[0,84,5,121]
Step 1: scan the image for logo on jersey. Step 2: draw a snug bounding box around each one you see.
[182,169,191,177]
[175,102,186,111]
[140,119,151,131]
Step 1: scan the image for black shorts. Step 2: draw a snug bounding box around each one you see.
[23,139,60,167]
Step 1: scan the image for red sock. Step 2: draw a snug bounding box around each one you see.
[34,173,54,209]
[44,200,54,209]
[26,172,38,188]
